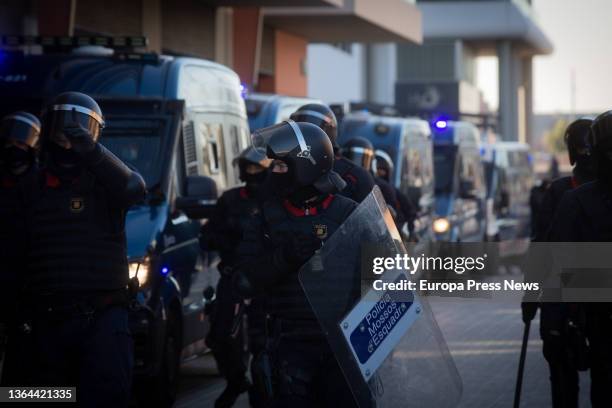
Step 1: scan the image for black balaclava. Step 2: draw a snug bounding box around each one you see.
[268,164,322,206]
[243,170,268,196]
[46,143,82,178]
[573,154,595,182]
[1,146,34,176]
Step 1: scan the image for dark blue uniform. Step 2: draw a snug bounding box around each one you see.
[201,186,264,404]
[549,180,612,408]
[8,141,144,407]
[237,193,358,408]
[0,170,36,386]
[530,175,588,408]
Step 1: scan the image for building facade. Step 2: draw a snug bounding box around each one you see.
[1,0,421,97]
[308,0,553,143]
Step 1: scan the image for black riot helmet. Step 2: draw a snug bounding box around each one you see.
[252,120,345,196]
[1,111,40,148]
[341,137,374,170]
[232,146,271,183]
[42,92,105,149]
[589,111,612,186]
[0,111,41,175]
[564,118,593,166]
[290,103,339,150]
[373,149,394,182]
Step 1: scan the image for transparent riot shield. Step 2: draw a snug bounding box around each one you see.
[299,187,462,408]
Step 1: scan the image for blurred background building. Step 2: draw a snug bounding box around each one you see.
[309,0,553,143]
[1,0,553,143]
[0,0,421,97]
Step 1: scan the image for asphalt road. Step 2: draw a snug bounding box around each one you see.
[175,273,592,408]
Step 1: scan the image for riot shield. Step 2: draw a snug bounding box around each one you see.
[299,187,462,408]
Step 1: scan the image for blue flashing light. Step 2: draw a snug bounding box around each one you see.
[435,120,448,130]
[161,267,169,275]
[240,83,249,99]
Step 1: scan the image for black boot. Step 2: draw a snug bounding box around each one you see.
[215,377,251,408]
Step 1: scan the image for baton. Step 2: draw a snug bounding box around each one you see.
[513,321,531,408]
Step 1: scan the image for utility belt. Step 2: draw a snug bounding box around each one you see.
[19,290,129,323]
[267,316,324,341]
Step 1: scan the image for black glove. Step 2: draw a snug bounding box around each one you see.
[282,232,322,267]
[521,302,538,324]
[63,109,96,154]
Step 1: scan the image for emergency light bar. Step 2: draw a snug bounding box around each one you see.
[1,35,148,49]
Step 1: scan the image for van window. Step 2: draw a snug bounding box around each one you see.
[240,127,250,150]
[229,125,241,157]
[180,65,240,112]
[102,117,166,187]
[408,148,424,188]
[199,123,226,175]
[460,153,484,192]
[434,145,457,193]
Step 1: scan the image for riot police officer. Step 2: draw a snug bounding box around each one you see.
[373,149,417,239]
[200,146,271,408]
[521,118,596,408]
[290,103,374,202]
[234,120,358,407]
[342,137,403,224]
[15,92,145,407]
[536,118,595,242]
[0,112,40,386]
[543,113,612,407]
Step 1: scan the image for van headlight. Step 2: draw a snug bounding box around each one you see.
[433,218,450,234]
[129,257,150,287]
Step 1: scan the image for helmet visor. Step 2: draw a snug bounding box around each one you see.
[0,115,40,148]
[251,121,307,159]
[345,146,374,169]
[45,106,103,146]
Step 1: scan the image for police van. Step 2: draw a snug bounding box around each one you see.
[338,112,436,243]
[246,93,320,131]
[431,120,487,242]
[0,41,249,406]
[481,142,533,250]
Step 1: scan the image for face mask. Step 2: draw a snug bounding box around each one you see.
[597,156,612,187]
[244,171,268,194]
[46,143,83,179]
[268,171,294,198]
[1,146,33,176]
[48,143,81,167]
[288,185,320,206]
[574,155,595,180]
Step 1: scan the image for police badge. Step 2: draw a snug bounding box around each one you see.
[314,224,328,239]
[70,197,85,213]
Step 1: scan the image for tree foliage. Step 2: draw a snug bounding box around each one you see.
[545,118,569,154]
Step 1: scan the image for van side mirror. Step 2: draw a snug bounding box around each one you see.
[175,176,218,219]
[459,180,477,199]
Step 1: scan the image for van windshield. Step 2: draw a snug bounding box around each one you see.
[434,145,457,193]
[101,117,165,188]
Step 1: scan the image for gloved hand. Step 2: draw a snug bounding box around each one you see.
[282,232,322,267]
[63,109,96,154]
[521,302,538,324]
